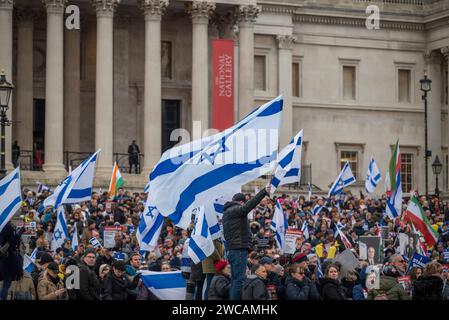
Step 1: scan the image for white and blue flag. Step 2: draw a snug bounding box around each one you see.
[204,203,222,241]
[140,270,186,300]
[89,237,102,248]
[0,168,22,233]
[301,221,309,240]
[328,161,356,197]
[270,201,288,254]
[36,181,51,193]
[188,206,215,264]
[23,254,37,273]
[137,196,164,251]
[30,248,38,262]
[270,129,303,194]
[365,157,381,194]
[148,96,283,229]
[71,222,79,251]
[51,206,69,253]
[43,150,101,209]
[307,182,312,201]
[144,181,150,193]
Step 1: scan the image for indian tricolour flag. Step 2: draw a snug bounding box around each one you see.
[108,162,124,197]
[404,195,438,247]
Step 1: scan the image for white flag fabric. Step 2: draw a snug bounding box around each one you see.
[301,221,309,240]
[188,206,215,264]
[148,96,283,229]
[23,254,36,273]
[0,168,22,233]
[365,157,381,194]
[270,129,303,194]
[71,222,79,251]
[89,237,102,248]
[270,201,288,254]
[51,206,69,253]
[43,150,101,209]
[140,270,186,300]
[204,203,222,241]
[137,197,164,252]
[328,161,356,197]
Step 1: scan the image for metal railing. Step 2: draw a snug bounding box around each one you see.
[64,151,93,172]
[353,0,428,5]
[113,153,145,174]
[18,150,40,171]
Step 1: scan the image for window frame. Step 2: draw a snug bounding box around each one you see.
[254,48,270,95]
[335,142,365,182]
[339,58,360,102]
[394,62,415,105]
[292,56,303,98]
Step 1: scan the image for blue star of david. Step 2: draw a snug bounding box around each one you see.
[199,136,229,164]
[54,229,63,241]
[146,206,157,219]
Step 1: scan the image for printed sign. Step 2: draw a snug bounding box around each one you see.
[397,276,412,296]
[284,229,303,254]
[359,236,381,264]
[407,253,431,272]
[103,226,123,249]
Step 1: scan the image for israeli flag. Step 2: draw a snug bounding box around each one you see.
[51,206,69,253]
[140,270,186,300]
[365,157,381,194]
[316,257,324,279]
[0,168,22,233]
[71,222,79,251]
[23,254,36,274]
[328,161,356,197]
[136,196,164,251]
[144,181,150,193]
[148,96,283,229]
[89,237,102,248]
[270,201,288,254]
[43,150,101,209]
[270,129,303,194]
[301,221,309,240]
[30,248,38,262]
[204,203,222,241]
[36,181,51,193]
[188,206,215,264]
[307,182,312,201]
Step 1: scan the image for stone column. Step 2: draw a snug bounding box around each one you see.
[0,0,14,171]
[187,1,215,135]
[277,35,296,148]
[92,0,119,175]
[141,0,168,173]
[442,47,449,190]
[42,0,67,174]
[425,50,442,192]
[16,8,35,152]
[236,4,259,120]
[64,23,81,153]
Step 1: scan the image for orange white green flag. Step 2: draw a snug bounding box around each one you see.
[108,162,124,197]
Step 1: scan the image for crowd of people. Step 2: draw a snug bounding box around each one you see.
[1,184,449,300]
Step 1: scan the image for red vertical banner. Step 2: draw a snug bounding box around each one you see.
[212,39,234,131]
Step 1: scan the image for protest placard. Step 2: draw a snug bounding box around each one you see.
[284,229,303,254]
[103,226,123,249]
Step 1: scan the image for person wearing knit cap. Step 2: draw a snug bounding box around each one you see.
[208,260,231,300]
[259,256,285,299]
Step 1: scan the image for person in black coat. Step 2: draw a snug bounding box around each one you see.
[223,187,269,300]
[319,263,346,300]
[412,262,444,300]
[208,260,231,300]
[259,256,285,300]
[69,250,101,300]
[103,260,139,300]
[0,222,24,300]
[242,264,269,300]
[285,264,320,300]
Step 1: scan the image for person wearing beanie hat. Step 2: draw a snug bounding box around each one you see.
[37,262,67,300]
[208,260,231,300]
[222,185,270,300]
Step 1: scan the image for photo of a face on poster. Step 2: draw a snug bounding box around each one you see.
[359,236,381,264]
[406,233,419,259]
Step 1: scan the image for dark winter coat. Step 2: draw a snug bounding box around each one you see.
[208,274,231,300]
[103,272,137,300]
[242,275,269,300]
[285,275,320,300]
[69,262,101,300]
[267,271,286,299]
[0,223,23,281]
[412,276,444,300]
[223,189,268,250]
[367,276,411,300]
[319,278,347,300]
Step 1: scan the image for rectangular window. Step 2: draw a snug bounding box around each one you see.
[401,153,413,193]
[340,151,358,180]
[343,66,356,100]
[398,69,411,103]
[292,62,300,97]
[254,55,266,91]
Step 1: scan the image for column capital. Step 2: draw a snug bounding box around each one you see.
[424,50,440,65]
[186,1,215,24]
[441,47,449,62]
[211,10,237,39]
[92,0,119,17]
[15,7,39,25]
[277,35,296,50]
[42,0,67,14]
[141,0,168,21]
[0,0,13,10]
[236,4,260,26]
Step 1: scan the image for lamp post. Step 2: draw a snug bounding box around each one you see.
[420,72,432,199]
[432,155,442,198]
[0,70,14,179]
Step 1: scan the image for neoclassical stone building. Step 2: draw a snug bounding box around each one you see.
[1,0,449,195]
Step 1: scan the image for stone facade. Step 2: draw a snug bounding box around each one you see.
[3,0,449,195]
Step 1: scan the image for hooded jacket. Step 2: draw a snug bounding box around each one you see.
[285,275,320,300]
[319,278,346,300]
[367,275,411,300]
[222,189,268,251]
[208,274,231,300]
[242,275,269,300]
